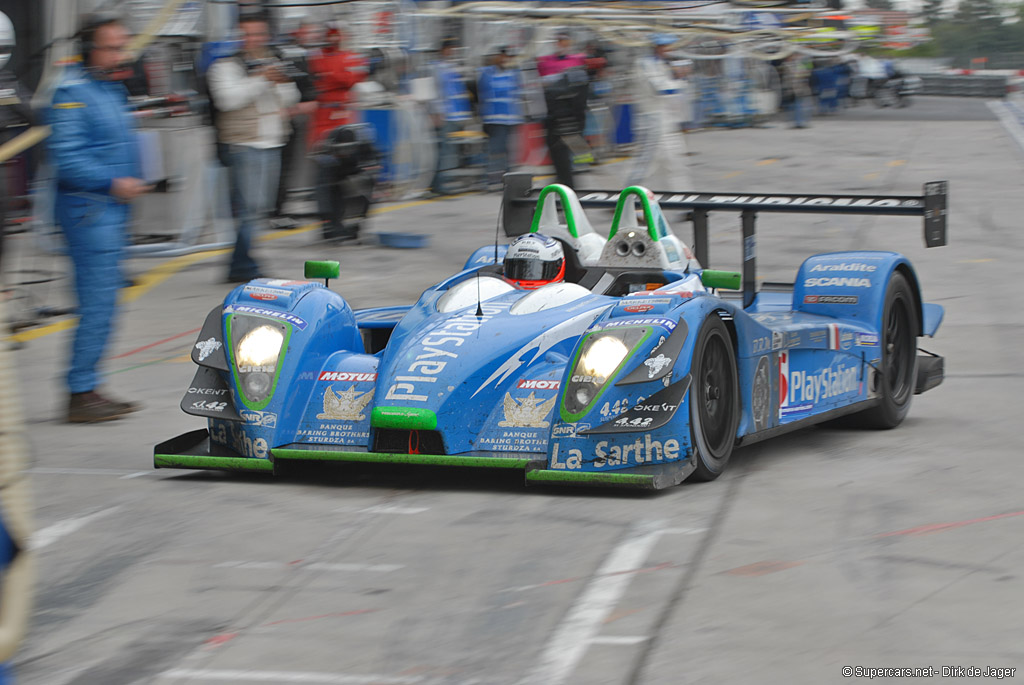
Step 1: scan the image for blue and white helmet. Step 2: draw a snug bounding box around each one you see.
[503,233,565,289]
[0,12,14,71]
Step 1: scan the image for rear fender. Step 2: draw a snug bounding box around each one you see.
[463,245,509,271]
[794,251,925,334]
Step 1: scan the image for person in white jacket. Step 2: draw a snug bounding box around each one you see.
[625,34,694,192]
[207,12,300,282]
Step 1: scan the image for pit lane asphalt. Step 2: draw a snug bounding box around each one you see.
[11,96,1023,684]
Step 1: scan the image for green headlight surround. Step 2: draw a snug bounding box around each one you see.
[226,313,292,411]
[560,326,652,423]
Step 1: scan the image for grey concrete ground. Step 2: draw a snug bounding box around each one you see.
[7,96,1023,685]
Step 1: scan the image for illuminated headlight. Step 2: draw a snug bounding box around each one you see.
[564,327,648,417]
[231,318,287,405]
[580,335,630,382]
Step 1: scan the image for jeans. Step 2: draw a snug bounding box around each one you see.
[56,192,128,394]
[544,124,575,189]
[226,145,281,280]
[791,96,809,128]
[430,120,460,194]
[483,124,517,186]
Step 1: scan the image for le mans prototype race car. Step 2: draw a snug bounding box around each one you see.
[155,174,948,489]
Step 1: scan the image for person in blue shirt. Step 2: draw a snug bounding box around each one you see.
[428,37,472,196]
[477,47,523,190]
[47,13,150,423]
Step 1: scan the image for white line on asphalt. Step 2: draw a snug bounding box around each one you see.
[28,467,140,477]
[119,471,153,479]
[333,504,430,515]
[30,506,123,551]
[989,99,1024,155]
[160,669,424,684]
[212,561,404,573]
[662,527,706,536]
[517,519,669,685]
[589,636,649,646]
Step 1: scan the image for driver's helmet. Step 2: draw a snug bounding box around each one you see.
[503,233,565,289]
[0,12,14,71]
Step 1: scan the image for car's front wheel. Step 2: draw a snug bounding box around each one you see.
[688,316,740,482]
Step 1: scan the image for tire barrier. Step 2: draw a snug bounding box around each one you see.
[916,74,1010,98]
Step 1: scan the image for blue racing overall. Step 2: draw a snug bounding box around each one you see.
[47,66,139,394]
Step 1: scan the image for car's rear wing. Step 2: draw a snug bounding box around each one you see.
[501,173,947,308]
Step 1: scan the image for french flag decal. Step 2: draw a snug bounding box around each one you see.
[827,324,840,350]
[779,351,789,408]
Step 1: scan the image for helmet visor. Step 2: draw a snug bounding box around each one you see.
[505,257,562,282]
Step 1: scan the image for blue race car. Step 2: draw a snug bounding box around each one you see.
[155,176,947,489]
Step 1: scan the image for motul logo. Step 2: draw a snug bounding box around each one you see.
[250,293,277,301]
[623,304,654,313]
[516,379,560,390]
[318,372,378,382]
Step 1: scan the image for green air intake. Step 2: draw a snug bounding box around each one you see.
[304,260,340,280]
[371,407,438,430]
[701,270,741,290]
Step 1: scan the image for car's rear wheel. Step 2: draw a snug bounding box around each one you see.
[858,272,918,428]
[688,316,740,482]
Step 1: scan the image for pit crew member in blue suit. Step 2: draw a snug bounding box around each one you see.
[47,13,150,423]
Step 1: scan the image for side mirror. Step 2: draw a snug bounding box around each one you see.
[700,269,741,290]
[304,260,340,286]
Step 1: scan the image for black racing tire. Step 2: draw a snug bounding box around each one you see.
[857,272,919,429]
[688,315,740,482]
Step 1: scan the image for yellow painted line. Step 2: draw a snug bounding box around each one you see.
[887,160,907,167]
[12,318,75,343]
[958,258,995,263]
[722,171,744,179]
[756,158,778,166]
[10,195,453,343]
[863,172,880,180]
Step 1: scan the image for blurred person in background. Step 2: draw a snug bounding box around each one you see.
[538,32,588,188]
[0,295,34,684]
[0,16,34,674]
[271,20,320,229]
[1,9,35,269]
[208,11,300,283]
[625,34,693,191]
[582,40,611,162]
[47,13,150,423]
[672,58,696,132]
[781,52,811,129]
[477,47,523,191]
[309,24,366,146]
[427,37,472,196]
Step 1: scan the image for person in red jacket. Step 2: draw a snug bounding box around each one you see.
[309,25,367,145]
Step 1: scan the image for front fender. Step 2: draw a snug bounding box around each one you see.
[190,281,364,458]
[544,296,736,474]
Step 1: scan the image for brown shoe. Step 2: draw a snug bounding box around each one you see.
[100,392,141,415]
[68,391,130,423]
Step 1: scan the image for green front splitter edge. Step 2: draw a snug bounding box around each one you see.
[272,448,532,469]
[526,469,656,487]
[525,458,695,490]
[154,453,274,473]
